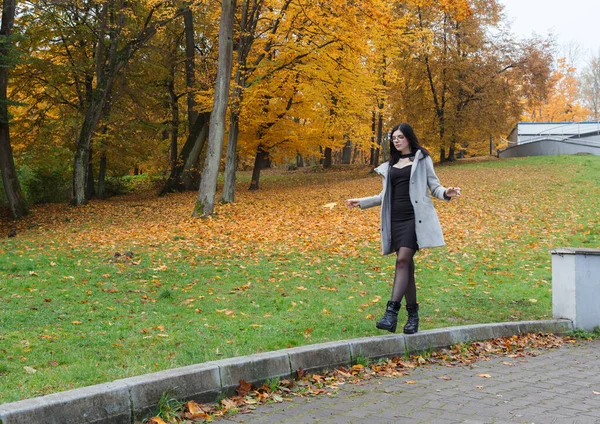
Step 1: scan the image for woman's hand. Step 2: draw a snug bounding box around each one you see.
[345,199,361,208]
[445,187,462,198]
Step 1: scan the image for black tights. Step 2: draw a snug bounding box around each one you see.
[391,247,417,306]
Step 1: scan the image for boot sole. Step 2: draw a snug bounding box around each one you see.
[376,323,397,333]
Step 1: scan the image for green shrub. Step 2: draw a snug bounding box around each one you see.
[23,166,71,204]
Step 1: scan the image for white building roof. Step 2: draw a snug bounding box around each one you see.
[515,122,600,144]
[518,122,600,136]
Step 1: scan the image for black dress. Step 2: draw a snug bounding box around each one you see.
[390,165,419,251]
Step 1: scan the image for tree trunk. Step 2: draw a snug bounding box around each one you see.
[97,152,107,199]
[86,146,95,200]
[342,139,351,164]
[323,147,332,168]
[168,63,179,170]
[448,144,456,161]
[183,8,197,129]
[249,146,267,191]
[221,110,239,203]
[161,111,209,195]
[296,153,304,168]
[0,0,28,219]
[193,0,236,217]
[370,110,376,165]
[440,146,446,162]
[182,114,209,190]
[374,111,382,165]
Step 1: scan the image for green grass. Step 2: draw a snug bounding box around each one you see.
[1,155,599,404]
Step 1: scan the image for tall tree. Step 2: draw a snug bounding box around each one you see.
[526,58,590,122]
[581,52,600,120]
[0,0,28,219]
[193,0,236,217]
[220,0,292,203]
[71,0,191,205]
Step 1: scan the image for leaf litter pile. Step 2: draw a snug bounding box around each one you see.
[144,332,571,423]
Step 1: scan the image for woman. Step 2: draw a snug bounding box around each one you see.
[346,123,461,334]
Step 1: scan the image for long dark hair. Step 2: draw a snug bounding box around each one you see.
[388,123,430,165]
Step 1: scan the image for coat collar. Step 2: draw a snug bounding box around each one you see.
[374,149,424,178]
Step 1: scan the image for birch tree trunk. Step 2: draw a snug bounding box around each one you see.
[0,0,28,219]
[193,0,235,217]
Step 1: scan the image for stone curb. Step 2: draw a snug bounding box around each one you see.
[0,319,573,424]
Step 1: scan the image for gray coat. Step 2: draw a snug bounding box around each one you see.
[358,150,449,255]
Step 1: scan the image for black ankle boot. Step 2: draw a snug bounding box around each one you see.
[376,301,401,333]
[403,303,419,334]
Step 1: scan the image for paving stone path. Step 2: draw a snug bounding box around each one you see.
[219,339,600,423]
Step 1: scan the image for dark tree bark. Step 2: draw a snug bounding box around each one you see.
[97,152,107,199]
[323,147,332,168]
[181,114,209,190]
[370,110,377,166]
[296,153,304,168]
[167,60,179,170]
[248,146,268,191]
[86,146,95,199]
[183,8,197,129]
[161,111,209,195]
[194,0,236,217]
[448,145,456,161]
[342,139,352,164]
[0,0,28,219]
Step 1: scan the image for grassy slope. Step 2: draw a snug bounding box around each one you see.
[0,155,598,403]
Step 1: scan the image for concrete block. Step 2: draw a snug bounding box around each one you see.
[288,341,351,375]
[552,248,600,331]
[349,334,406,362]
[518,319,573,335]
[404,328,453,354]
[448,324,494,344]
[215,351,292,394]
[122,363,220,421]
[0,382,130,424]
[488,322,522,338]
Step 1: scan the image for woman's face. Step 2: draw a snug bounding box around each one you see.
[392,130,409,153]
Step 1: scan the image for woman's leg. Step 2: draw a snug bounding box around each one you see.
[391,247,416,303]
[404,258,417,306]
[376,247,417,333]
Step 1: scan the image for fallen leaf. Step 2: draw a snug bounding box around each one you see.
[221,398,237,411]
[185,401,209,419]
[237,379,252,397]
[437,375,452,381]
[24,366,37,374]
[322,202,337,209]
[478,373,492,378]
[148,417,167,424]
[405,380,416,384]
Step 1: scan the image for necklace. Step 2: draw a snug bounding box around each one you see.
[398,152,413,159]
